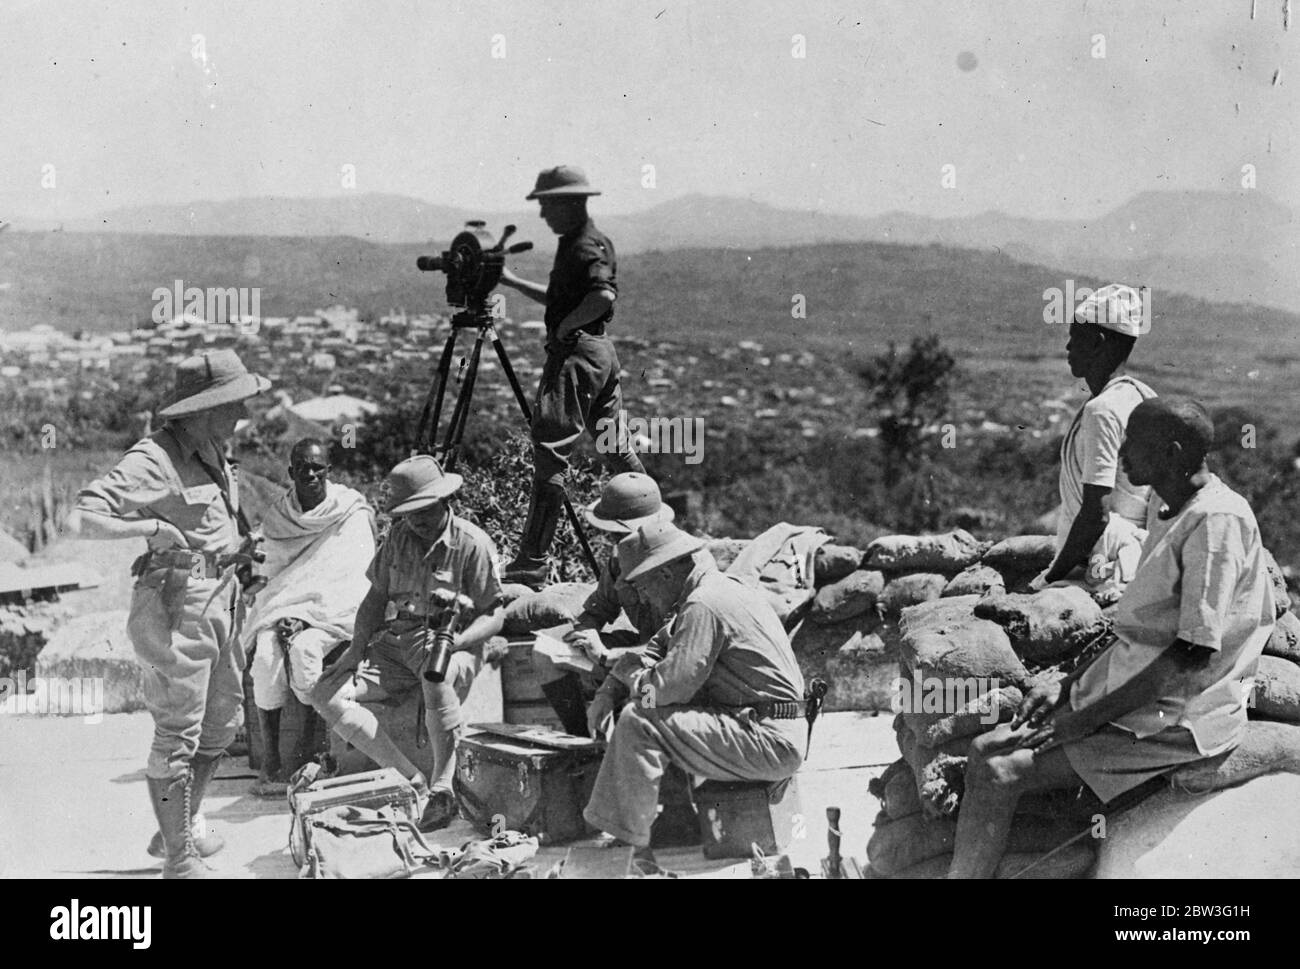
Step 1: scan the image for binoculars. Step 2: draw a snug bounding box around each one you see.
[422,587,475,684]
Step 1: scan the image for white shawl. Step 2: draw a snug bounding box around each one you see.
[243,481,376,647]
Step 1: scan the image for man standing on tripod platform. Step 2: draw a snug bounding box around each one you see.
[499,165,645,589]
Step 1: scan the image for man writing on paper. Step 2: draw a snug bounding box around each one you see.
[582,522,807,864]
[532,472,675,736]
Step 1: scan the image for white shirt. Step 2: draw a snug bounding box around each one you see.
[1070,475,1276,755]
[1056,374,1157,550]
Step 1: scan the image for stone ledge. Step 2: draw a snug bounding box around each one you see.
[34,610,147,715]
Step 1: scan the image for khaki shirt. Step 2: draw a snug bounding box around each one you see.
[627,556,805,709]
[367,513,504,627]
[76,423,240,556]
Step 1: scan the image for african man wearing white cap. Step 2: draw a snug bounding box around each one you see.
[581,521,807,860]
[75,348,270,878]
[1036,283,1158,595]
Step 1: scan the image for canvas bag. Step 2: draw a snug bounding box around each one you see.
[300,804,441,879]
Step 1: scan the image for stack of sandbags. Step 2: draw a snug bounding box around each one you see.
[865,768,1101,878]
[890,597,1028,820]
[853,530,989,619]
[867,581,1106,878]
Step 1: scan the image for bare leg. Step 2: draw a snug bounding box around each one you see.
[311,674,424,786]
[949,731,1082,879]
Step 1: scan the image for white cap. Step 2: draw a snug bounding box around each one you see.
[1074,283,1147,338]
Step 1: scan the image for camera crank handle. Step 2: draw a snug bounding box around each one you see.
[506,242,532,255]
[496,224,517,250]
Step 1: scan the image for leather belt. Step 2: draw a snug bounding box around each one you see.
[748,700,808,721]
[141,548,225,580]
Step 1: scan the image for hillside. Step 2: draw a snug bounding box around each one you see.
[3,228,1297,435]
[7,189,1297,310]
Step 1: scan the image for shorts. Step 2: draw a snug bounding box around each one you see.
[1063,724,1209,804]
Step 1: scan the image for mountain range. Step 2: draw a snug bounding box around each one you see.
[8,189,1297,311]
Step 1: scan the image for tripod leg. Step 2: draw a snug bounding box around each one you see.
[416,330,458,454]
[492,334,534,422]
[440,329,487,472]
[492,335,600,578]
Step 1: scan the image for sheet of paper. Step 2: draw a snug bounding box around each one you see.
[532,632,595,673]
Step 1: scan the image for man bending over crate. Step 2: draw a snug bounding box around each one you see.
[311,456,506,832]
[582,521,809,864]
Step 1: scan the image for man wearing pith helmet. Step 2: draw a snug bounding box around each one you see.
[311,455,506,832]
[533,472,680,736]
[75,348,270,878]
[498,165,645,589]
[582,520,807,864]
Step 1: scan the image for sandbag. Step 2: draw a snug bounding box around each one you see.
[868,759,923,821]
[882,844,1097,880]
[1262,548,1291,618]
[899,596,1027,684]
[866,810,1085,876]
[1250,654,1300,723]
[810,569,885,625]
[878,572,947,617]
[866,813,955,875]
[974,586,1106,666]
[942,564,1005,599]
[814,544,864,585]
[981,535,1056,574]
[1263,610,1300,663]
[1169,719,1300,794]
[501,582,595,635]
[913,685,1025,748]
[863,529,987,573]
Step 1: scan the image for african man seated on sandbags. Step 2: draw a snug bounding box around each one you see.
[582,521,809,867]
[949,398,1276,878]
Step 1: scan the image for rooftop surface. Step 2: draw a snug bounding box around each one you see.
[0,709,896,879]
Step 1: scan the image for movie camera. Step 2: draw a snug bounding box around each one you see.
[412,221,599,576]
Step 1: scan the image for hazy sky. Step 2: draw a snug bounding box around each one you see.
[2,0,1296,221]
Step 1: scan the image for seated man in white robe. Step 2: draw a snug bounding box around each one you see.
[245,439,375,794]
